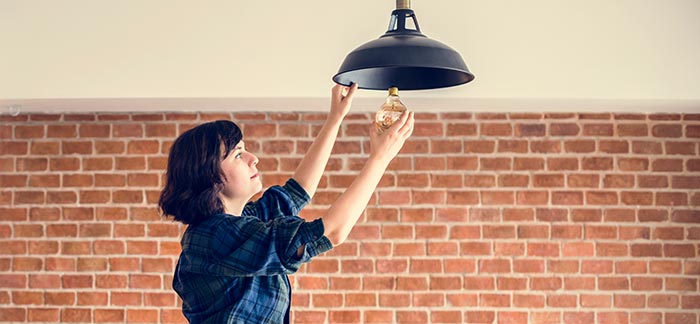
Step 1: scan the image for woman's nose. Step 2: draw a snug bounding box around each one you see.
[249,154,259,167]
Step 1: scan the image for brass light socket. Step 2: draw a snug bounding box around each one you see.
[396,0,411,9]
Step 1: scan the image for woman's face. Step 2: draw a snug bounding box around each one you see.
[218,140,263,203]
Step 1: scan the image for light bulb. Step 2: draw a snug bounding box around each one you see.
[375,87,407,133]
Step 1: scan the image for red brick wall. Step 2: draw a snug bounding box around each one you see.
[1,112,699,324]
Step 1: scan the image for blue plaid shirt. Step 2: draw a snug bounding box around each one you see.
[173,179,333,323]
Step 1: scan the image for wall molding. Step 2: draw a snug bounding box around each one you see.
[1,97,699,114]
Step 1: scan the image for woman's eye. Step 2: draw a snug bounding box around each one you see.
[235,153,243,159]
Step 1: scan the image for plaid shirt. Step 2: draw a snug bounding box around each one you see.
[173,179,333,323]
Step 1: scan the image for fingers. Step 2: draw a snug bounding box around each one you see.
[332,83,359,101]
[332,84,344,100]
[398,112,415,138]
[388,110,411,133]
[344,83,359,102]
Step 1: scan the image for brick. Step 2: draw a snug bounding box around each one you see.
[77,257,108,271]
[598,277,630,290]
[479,158,511,170]
[497,277,527,290]
[666,141,696,155]
[15,125,45,139]
[564,277,595,290]
[61,274,92,288]
[431,310,462,323]
[2,141,29,154]
[430,276,462,290]
[445,123,477,137]
[293,311,326,324]
[12,291,42,305]
[630,312,662,324]
[531,277,562,291]
[664,277,698,291]
[656,192,687,206]
[479,293,510,307]
[83,157,114,171]
[534,174,565,187]
[665,313,697,324]
[94,309,124,323]
[563,312,594,324]
[599,140,629,153]
[397,311,429,324]
[465,311,495,324]
[428,242,458,256]
[16,157,47,171]
[47,124,77,138]
[580,294,611,307]
[436,207,469,222]
[630,243,662,257]
[12,257,42,271]
[664,244,696,258]
[527,242,559,257]
[446,293,477,306]
[648,294,677,307]
[479,259,511,273]
[62,141,92,154]
[547,294,577,308]
[44,292,76,306]
[44,257,74,272]
[463,276,495,290]
[632,141,662,154]
[618,123,648,136]
[62,308,91,322]
[681,295,700,309]
[515,157,545,170]
[431,139,461,153]
[494,242,524,256]
[144,292,175,307]
[125,309,158,323]
[619,157,649,171]
[443,262,477,279]
[464,175,495,187]
[379,293,410,307]
[513,294,544,308]
[363,310,392,324]
[552,191,583,205]
[28,274,60,289]
[598,312,629,324]
[79,224,111,237]
[582,157,613,170]
[343,293,375,307]
[563,242,593,257]
[687,124,700,136]
[28,308,59,322]
[29,240,58,254]
[504,208,534,221]
[651,124,682,137]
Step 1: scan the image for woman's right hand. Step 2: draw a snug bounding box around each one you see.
[369,111,415,163]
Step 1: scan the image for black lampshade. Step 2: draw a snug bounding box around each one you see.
[333,9,474,91]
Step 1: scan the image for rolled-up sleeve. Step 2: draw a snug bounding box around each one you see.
[211,215,333,276]
[242,178,310,222]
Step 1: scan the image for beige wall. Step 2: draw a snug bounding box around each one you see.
[1,0,700,112]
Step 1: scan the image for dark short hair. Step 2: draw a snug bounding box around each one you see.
[159,120,243,225]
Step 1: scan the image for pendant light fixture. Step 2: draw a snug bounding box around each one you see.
[333,0,474,91]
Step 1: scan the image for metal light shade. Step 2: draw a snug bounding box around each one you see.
[333,7,474,91]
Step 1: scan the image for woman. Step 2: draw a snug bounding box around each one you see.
[159,84,414,323]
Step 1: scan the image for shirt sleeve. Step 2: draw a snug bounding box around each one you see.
[241,178,310,222]
[211,215,333,276]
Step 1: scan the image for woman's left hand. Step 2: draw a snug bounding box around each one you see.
[329,83,358,122]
